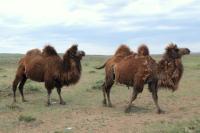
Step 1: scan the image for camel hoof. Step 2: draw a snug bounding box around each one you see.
[60,101,66,105]
[102,99,107,106]
[22,99,28,102]
[46,102,52,106]
[157,109,165,114]
[125,106,131,113]
[107,103,113,107]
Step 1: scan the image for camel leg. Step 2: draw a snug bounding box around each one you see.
[125,88,138,113]
[102,82,107,106]
[46,89,52,106]
[45,81,53,106]
[12,65,25,103]
[56,87,66,105]
[18,75,27,102]
[105,81,114,107]
[12,77,21,103]
[150,81,164,114]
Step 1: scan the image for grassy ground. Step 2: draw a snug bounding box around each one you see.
[0,54,199,133]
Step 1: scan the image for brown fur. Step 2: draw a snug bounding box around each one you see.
[42,45,58,56]
[96,44,134,95]
[157,44,190,91]
[137,44,149,56]
[96,44,134,70]
[12,45,85,105]
[99,43,190,113]
[96,44,151,106]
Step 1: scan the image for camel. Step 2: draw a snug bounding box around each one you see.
[12,44,85,105]
[96,44,149,106]
[97,43,190,113]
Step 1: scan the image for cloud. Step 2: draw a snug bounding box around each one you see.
[0,0,199,54]
[120,0,195,16]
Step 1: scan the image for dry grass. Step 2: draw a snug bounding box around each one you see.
[0,54,199,133]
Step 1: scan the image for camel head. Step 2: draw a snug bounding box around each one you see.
[165,43,190,60]
[67,44,85,60]
[179,48,190,57]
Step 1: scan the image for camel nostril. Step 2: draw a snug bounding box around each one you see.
[187,49,191,54]
[81,51,86,56]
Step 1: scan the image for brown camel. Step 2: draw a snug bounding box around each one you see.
[12,45,85,105]
[97,43,190,113]
[96,44,149,106]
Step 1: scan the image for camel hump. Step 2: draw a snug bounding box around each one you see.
[42,45,58,56]
[26,49,41,56]
[138,44,149,56]
[114,44,132,57]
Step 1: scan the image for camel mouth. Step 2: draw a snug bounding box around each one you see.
[179,48,191,56]
[185,48,190,55]
[76,51,85,59]
[80,51,86,56]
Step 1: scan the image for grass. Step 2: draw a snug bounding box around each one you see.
[145,118,200,133]
[0,54,199,133]
[91,80,104,90]
[18,115,36,123]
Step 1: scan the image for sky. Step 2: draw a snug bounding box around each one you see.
[0,0,199,55]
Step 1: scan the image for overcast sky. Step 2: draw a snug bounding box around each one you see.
[0,0,199,55]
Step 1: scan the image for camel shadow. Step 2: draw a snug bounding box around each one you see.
[126,105,151,114]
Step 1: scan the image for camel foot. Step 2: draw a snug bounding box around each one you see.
[107,103,113,107]
[60,101,66,105]
[157,109,165,114]
[102,99,107,106]
[22,99,28,102]
[46,102,52,106]
[125,106,131,113]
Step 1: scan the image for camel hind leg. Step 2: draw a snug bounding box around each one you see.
[12,64,25,103]
[104,68,115,107]
[104,80,114,107]
[18,75,27,102]
[102,82,107,106]
[149,80,164,114]
[125,88,138,113]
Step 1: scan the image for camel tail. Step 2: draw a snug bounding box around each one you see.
[138,44,149,56]
[96,63,106,69]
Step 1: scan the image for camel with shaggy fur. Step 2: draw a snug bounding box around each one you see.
[96,44,149,107]
[12,45,85,105]
[97,43,190,113]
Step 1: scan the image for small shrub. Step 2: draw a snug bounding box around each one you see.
[88,70,96,74]
[18,115,36,123]
[84,63,89,67]
[0,68,4,71]
[54,131,62,133]
[91,80,104,90]
[6,104,23,111]
[26,84,41,93]
[196,64,200,69]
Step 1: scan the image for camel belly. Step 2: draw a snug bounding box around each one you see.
[24,60,45,82]
[115,65,136,86]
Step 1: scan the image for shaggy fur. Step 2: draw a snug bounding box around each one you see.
[42,45,58,56]
[96,44,134,69]
[12,45,85,105]
[98,43,190,113]
[157,44,190,91]
[137,44,149,56]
